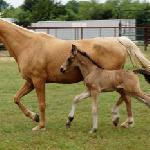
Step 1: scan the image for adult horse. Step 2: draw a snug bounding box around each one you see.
[0,19,150,130]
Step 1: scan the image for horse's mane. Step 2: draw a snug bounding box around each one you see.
[76,48,103,69]
[0,19,56,39]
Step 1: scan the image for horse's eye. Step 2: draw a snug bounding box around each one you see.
[68,58,72,64]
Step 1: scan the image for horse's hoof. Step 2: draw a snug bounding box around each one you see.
[121,123,129,128]
[66,122,71,129]
[32,126,46,131]
[68,116,74,122]
[89,128,97,134]
[128,121,134,128]
[113,117,119,127]
[121,121,134,128]
[34,114,39,122]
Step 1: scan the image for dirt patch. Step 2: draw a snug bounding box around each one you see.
[0,51,15,61]
[0,57,15,62]
[0,50,10,57]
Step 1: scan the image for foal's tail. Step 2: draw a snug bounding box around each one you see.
[133,69,150,84]
[118,36,150,72]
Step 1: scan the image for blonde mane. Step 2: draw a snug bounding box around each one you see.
[0,19,55,39]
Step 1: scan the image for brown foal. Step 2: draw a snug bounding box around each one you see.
[60,45,150,133]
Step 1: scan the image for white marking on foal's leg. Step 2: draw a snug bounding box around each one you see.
[66,91,90,128]
[89,112,98,134]
[112,105,120,126]
[121,117,134,128]
[89,91,99,134]
[32,125,46,131]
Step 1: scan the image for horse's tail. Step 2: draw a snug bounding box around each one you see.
[118,36,150,72]
[133,69,150,84]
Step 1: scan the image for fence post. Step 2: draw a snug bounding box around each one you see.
[144,27,148,50]
[119,21,122,37]
[114,27,116,37]
[81,27,83,39]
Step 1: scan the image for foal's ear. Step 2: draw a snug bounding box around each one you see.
[72,44,77,55]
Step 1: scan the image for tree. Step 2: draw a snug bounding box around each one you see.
[2,0,150,26]
[0,0,9,12]
[20,0,66,24]
[3,7,21,18]
[64,0,79,20]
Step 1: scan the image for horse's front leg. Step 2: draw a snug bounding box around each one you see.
[66,91,90,128]
[32,78,46,131]
[89,90,99,133]
[14,81,39,122]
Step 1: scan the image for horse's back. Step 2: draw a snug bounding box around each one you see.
[73,37,127,69]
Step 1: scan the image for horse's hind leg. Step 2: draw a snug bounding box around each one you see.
[66,91,90,128]
[14,81,39,122]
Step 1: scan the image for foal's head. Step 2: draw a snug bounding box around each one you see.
[60,44,82,73]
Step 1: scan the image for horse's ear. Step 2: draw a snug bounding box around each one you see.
[72,44,77,55]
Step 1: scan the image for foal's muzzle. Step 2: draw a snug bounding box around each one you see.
[60,66,66,73]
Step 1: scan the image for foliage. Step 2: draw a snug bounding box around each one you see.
[64,0,79,20]
[0,0,9,12]
[1,0,150,26]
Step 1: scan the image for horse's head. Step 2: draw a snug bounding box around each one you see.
[60,44,78,73]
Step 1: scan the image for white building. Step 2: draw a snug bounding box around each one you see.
[31,19,136,40]
[1,18,17,23]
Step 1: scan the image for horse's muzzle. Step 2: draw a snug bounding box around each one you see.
[60,66,66,73]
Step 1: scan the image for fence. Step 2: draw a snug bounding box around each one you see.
[28,26,150,50]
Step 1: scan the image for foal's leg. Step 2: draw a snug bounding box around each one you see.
[66,91,90,128]
[90,90,99,133]
[120,95,134,128]
[112,93,134,128]
[32,78,46,131]
[14,81,39,122]
[133,92,150,108]
[112,96,123,126]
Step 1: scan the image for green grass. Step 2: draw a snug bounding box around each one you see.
[1,48,150,150]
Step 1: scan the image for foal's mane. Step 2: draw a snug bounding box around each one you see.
[76,49,103,69]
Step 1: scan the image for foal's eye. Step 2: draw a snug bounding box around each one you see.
[68,58,72,64]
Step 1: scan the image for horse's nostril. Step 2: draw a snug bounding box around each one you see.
[60,67,65,73]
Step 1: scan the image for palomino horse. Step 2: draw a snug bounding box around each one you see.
[60,45,150,133]
[0,19,150,130]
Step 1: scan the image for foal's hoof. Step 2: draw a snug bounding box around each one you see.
[121,121,134,128]
[113,117,119,127]
[32,126,46,131]
[66,122,71,129]
[66,116,74,129]
[34,114,40,122]
[89,128,97,134]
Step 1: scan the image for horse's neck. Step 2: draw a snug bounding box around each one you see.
[77,54,98,78]
[0,20,32,61]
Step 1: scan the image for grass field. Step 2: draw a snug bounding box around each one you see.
[1,49,150,150]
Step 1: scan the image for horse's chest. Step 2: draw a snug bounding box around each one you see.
[19,63,47,80]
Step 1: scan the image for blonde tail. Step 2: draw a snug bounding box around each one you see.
[118,36,150,71]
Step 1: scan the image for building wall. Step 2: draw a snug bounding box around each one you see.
[31,19,136,40]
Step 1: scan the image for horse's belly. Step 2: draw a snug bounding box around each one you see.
[46,68,83,83]
[101,88,115,92]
